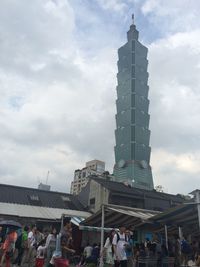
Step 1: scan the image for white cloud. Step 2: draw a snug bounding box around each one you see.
[151,149,200,194]
[97,0,128,13]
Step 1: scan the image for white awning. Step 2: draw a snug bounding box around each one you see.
[0,202,91,220]
[81,204,160,228]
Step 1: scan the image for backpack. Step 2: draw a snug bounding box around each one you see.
[116,233,129,243]
[181,240,192,254]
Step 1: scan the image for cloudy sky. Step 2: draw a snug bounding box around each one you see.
[1,0,200,194]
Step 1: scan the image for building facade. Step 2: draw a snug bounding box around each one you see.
[114,17,154,190]
[70,160,105,195]
[78,176,185,213]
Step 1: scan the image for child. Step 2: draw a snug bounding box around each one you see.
[36,240,46,267]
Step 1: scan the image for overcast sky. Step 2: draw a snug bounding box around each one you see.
[1,0,200,195]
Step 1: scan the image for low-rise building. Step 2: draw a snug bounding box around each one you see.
[78,175,185,213]
[0,183,90,227]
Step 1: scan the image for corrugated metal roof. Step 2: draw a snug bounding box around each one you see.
[81,204,160,228]
[0,184,84,211]
[0,202,91,220]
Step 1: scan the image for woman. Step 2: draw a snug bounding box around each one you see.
[1,227,18,267]
[45,227,57,267]
[102,230,115,267]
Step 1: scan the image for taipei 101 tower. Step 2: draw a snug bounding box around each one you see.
[113,16,154,190]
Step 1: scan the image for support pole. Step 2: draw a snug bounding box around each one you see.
[190,190,200,231]
[195,191,200,230]
[100,204,105,267]
[178,226,183,240]
[164,225,168,250]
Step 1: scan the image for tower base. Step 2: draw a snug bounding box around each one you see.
[113,160,154,190]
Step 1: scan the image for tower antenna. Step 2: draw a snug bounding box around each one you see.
[132,14,134,24]
[46,170,50,184]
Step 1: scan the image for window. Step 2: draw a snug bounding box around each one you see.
[90,198,95,205]
[132,53,135,64]
[132,66,135,77]
[131,80,135,93]
[61,196,70,202]
[28,194,41,206]
[30,195,39,201]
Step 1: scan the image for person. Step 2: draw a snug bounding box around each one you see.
[45,227,57,267]
[0,227,3,245]
[13,227,23,266]
[83,243,93,260]
[35,228,44,247]
[124,230,134,267]
[102,230,115,267]
[112,226,128,267]
[28,225,37,248]
[195,250,200,266]
[86,243,100,265]
[1,227,18,267]
[0,226,4,263]
[181,236,192,266]
[36,239,46,267]
[173,234,181,267]
[61,218,75,260]
[21,240,37,267]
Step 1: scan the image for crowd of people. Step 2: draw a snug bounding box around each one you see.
[1,220,200,267]
[0,218,75,267]
[98,227,200,267]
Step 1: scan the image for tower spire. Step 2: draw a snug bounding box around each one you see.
[132,14,134,25]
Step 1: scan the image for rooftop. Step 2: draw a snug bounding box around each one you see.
[90,176,186,203]
[0,183,85,211]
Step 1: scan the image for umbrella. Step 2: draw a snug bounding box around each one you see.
[0,220,22,229]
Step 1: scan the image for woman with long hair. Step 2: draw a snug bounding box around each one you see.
[102,229,116,267]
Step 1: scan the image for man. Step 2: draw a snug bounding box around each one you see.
[83,243,93,259]
[112,226,128,267]
[61,218,75,260]
[28,225,37,248]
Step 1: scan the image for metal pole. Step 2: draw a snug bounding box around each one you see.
[195,191,200,230]
[178,226,182,240]
[100,204,105,267]
[164,225,168,250]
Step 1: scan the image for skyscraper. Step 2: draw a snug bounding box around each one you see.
[113,16,154,190]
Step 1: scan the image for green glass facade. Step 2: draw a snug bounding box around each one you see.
[113,19,154,190]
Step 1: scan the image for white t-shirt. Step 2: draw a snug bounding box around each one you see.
[112,233,127,261]
[104,237,112,253]
[37,245,45,258]
[28,231,36,247]
[84,246,93,258]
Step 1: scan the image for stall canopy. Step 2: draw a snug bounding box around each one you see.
[81,204,160,229]
[146,203,199,235]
